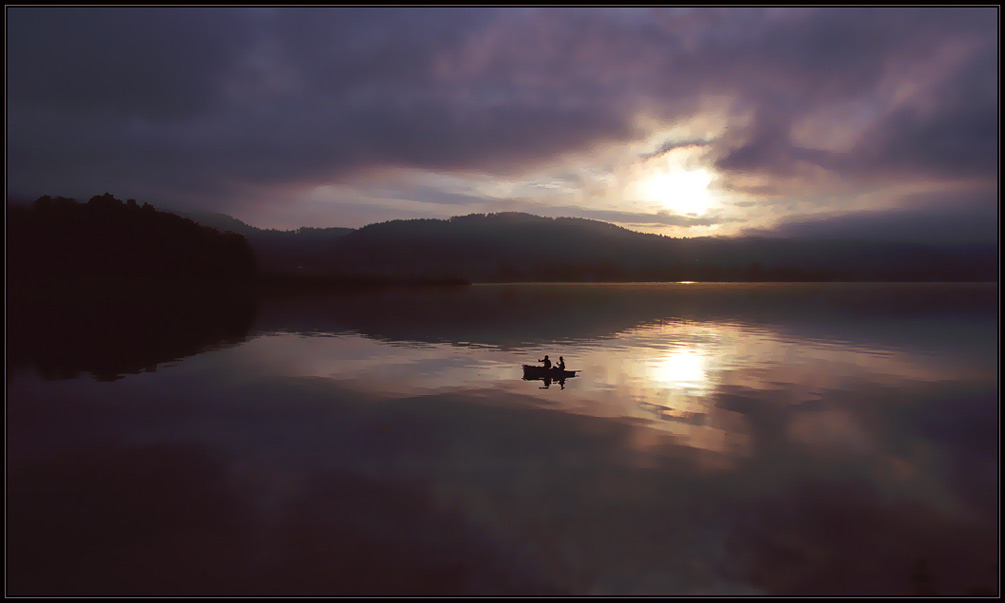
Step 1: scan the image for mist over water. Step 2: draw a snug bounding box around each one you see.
[6,283,998,596]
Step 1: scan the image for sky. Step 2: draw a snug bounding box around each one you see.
[5,6,999,242]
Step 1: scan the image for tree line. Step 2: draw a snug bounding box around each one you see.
[7,193,259,288]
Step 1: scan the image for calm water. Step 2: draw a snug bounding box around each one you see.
[7,283,998,595]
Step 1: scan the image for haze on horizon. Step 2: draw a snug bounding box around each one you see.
[5,6,999,244]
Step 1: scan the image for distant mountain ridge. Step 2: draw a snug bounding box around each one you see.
[171,210,261,237]
[308,212,997,282]
[37,202,996,283]
[174,209,354,273]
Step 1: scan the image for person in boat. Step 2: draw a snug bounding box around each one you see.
[557,356,566,371]
[539,355,552,369]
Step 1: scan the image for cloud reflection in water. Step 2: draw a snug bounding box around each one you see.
[6,283,997,596]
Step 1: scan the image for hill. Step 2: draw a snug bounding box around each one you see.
[174,209,354,273]
[313,213,997,282]
[17,199,992,284]
[7,194,259,287]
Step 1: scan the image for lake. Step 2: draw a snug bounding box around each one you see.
[6,282,998,596]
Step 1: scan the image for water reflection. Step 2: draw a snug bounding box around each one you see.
[649,348,711,393]
[234,285,996,459]
[6,283,998,596]
[250,283,997,355]
[6,439,556,596]
[522,373,574,390]
[7,285,256,381]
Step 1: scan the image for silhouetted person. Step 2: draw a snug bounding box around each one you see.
[539,355,552,369]
[557,356,565,371]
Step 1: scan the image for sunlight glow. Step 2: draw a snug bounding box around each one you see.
[650,348,711,393]
[638,167,715,215]
[625,141,720,218]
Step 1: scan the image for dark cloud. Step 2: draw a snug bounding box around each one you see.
[714,128,836,177]
[5,7,998,231]
[754,188,999,244]
[639,139,713,161]
[848,43,999,181]
[6,7,257,120]
[706,8,998,184]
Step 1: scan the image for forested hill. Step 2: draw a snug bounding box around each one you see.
[7,195,260,381]
[324,213,662,281]
[314,212,996,282]
[10,198,995,284]
[173,209,353,273]
[7,194,258,287]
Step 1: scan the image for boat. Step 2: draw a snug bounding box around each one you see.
[522,365,578,380]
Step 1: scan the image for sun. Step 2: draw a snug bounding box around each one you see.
[638,167,716,215]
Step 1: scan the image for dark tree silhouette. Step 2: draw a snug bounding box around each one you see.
[7,193,259,286]
[7,194,261,380]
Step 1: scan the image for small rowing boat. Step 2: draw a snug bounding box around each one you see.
[522,365,578,379]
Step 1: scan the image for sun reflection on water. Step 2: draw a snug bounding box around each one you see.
[648,348,711,394]
[7,282,997,597]
[238,289,994,461]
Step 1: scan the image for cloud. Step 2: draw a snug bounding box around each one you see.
[848,44,999,181]
[5,7,998,237]
[639,139,714,162]
[705,9,997,182]
[753,188,998,244]
[548,206,744,228]
[6,7,257,120]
